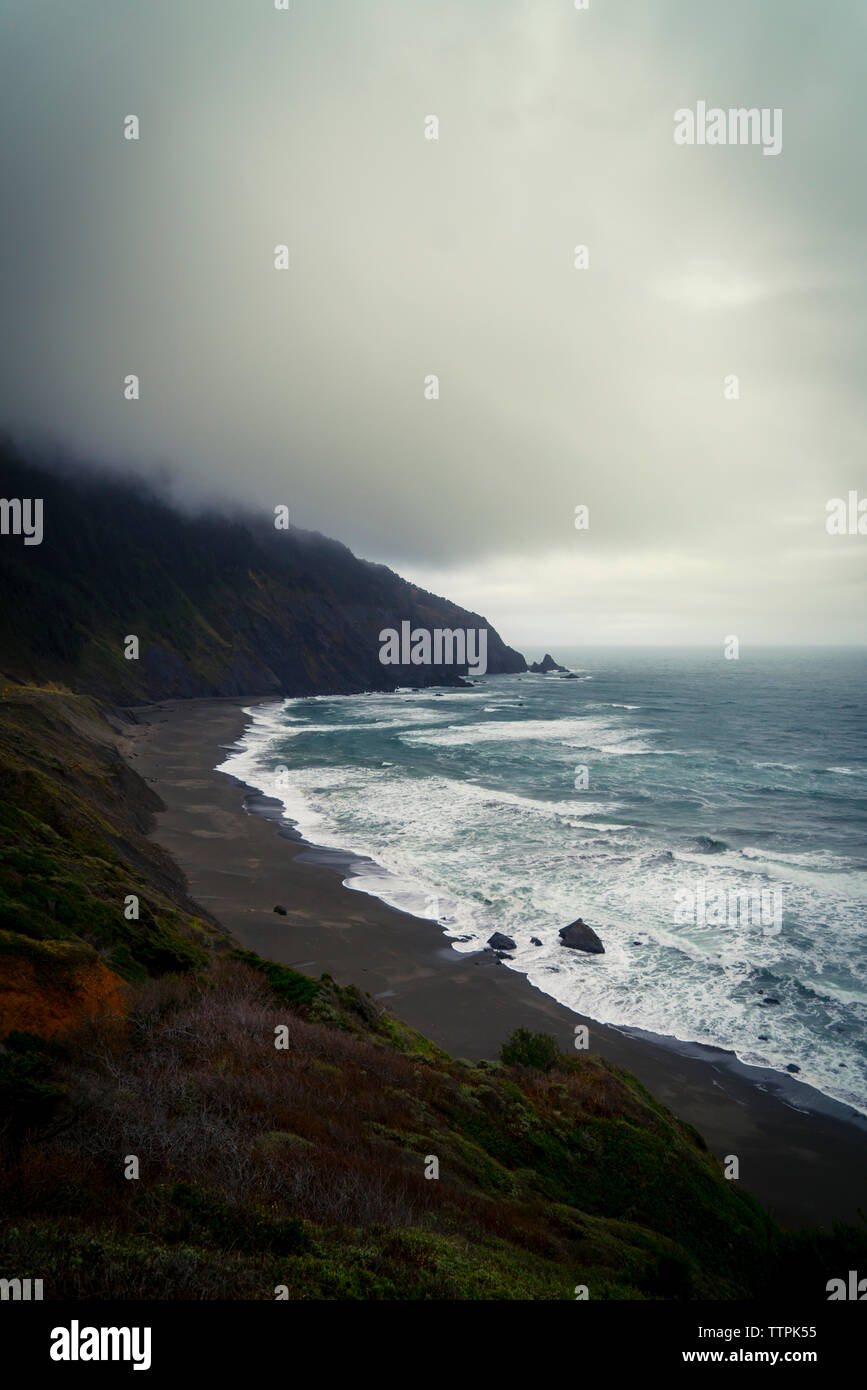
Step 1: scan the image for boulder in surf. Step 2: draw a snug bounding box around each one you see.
[559,918,605,954]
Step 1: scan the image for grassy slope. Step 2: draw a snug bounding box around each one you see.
[0,688,864,1300]
[0,684,222,1015]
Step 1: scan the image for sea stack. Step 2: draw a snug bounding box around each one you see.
[528,653,568,673]
[559,918,605,954]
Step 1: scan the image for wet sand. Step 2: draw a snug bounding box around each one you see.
[125,697,867,1230]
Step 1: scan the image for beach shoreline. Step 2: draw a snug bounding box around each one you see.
[124,696,867,1230]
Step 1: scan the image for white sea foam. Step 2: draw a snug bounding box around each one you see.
[739,845,854,871]
[399,714,657,753]
[214,687,867,1114]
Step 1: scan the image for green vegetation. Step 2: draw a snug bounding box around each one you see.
[229,948,321,1010]
[0,686,865,1301]
[2,958,865,1300]
[499,1027,561,1072]
[0,688,219,997]
[0,1030,66,1134]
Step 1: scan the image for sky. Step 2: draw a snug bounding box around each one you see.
[0,0,865,647]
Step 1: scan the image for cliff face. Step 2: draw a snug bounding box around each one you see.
[0,444,525,702]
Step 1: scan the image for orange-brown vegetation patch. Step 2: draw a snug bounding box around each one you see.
[0,955,128,1037]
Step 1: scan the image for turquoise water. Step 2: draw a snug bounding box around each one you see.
[218,647,867,1112]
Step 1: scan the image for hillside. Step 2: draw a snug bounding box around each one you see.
[1,685,865,1300]
[0,684,226,1038]
[0,441,525,702]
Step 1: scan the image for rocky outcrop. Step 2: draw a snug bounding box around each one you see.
[559,918,605,954]
[528,654,567,674]
[487,932,517,952]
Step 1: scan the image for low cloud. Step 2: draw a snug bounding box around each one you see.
[0,0,864,642]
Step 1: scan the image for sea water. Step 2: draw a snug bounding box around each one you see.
[217,647,867,1113]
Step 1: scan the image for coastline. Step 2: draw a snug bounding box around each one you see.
[124,696,867,1230]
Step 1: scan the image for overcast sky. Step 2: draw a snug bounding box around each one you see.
[1,0,865,646]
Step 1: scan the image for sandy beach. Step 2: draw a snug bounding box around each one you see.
[125,697,867,1231]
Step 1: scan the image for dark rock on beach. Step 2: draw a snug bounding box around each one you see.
[530,937,542,946]
[559,918,605,954]
[273,905,288,915]
[487,932,517,952]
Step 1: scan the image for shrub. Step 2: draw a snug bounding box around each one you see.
[499,1028,561,1072]
[229,948,320,1009]
[162,1181,312,1256]
[0,1030,66,1130]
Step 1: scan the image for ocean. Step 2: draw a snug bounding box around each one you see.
[217,647,867,1113]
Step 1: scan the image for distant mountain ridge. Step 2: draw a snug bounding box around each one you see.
[0,442,526,702]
